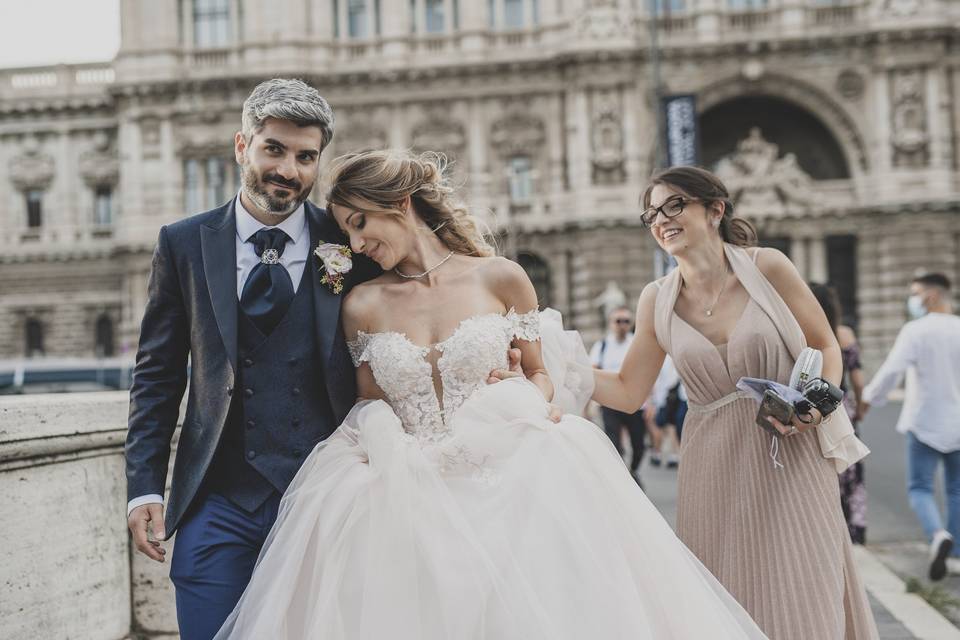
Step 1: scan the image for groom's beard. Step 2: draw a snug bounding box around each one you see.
[241,162,314,217]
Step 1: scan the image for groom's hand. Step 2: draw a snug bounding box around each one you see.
[128,503,167,562]
[486,348,524,385]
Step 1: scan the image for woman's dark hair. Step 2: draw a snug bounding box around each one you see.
[641,166,757,248]
[808,282,841,336]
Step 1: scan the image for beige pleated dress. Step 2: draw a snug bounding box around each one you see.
[655,244,878,640]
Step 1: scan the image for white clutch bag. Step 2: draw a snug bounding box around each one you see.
[789,347,823,391]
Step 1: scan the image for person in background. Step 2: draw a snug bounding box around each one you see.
[862,273,960,580]
[649,355,686,469]
[810,282,867,544]
[590,305,647,486]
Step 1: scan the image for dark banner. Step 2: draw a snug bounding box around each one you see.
[662,94,699,167]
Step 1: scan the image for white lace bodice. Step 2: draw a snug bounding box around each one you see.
[347,309,541,444]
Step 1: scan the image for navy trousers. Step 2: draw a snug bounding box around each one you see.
[170,491,281,640]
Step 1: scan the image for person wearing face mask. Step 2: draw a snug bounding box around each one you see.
[862,273,960,581]
[590,166,877,639]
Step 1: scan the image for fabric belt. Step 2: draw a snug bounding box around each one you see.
[686,390,752,414]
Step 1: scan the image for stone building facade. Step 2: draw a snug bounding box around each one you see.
[1,0,959,373]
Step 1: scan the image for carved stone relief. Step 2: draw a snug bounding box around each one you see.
[79,132,120,187]
[590,90,625,185]
[333,112,388,153]
[9,136,55,191]
[574,0,633,41]
[890,68,929,168]
[490,112,546,158]
[714,128,814,218]
[836,69,865,100]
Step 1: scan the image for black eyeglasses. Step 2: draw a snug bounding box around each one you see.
[641,196,699,227]
[614,318,632,325]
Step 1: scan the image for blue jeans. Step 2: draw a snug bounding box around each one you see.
[170,491,281,640]
[907,432,960,552]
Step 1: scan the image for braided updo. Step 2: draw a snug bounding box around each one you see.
[326,149,495,257]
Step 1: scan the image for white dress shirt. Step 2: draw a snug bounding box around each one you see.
[863,313,960,453]
[127,194,310,516]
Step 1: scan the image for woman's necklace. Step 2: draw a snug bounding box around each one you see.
[394,251,455,279]
[703,266,730,317]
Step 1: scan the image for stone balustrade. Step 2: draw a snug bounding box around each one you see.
[0,392,178,640]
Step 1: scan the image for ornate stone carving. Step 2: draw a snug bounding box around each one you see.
[490,112,545,158]
[9,137,55,191]
[590,91,624,184]
[882,0,921,17]
[411,111,466,157]
[836,69,865,100]
[574,0,633,41]
[79,132,120,187]
[333,113,388,153]
[714,128,814,218]
[890,68,928,168]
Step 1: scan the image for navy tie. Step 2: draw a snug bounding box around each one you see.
[240,228,294,335]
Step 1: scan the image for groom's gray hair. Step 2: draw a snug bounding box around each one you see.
[241,78,335,151]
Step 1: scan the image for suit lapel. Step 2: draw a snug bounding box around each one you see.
[307,202,344,371]
[201,199,239,372]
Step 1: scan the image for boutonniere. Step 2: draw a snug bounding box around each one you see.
[314,242,353,294]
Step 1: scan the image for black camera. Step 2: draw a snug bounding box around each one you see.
[794,377,843,419]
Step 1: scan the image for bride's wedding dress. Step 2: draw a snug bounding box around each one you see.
[215,309,767,639]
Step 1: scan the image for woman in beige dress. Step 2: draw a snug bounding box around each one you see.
[592,166,878,639]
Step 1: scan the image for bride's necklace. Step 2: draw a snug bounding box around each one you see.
[394,251,455,279]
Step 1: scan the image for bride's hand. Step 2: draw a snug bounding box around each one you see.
[486,348,524,385]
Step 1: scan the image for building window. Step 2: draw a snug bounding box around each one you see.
[194,0,232,48]
[94,186,113,226]
[517,252,551,306]
[184,159,201,213]
[25,318,44,357]
[26,189,43,228]
[727,0,768,9]
[490,0,539,29]
[205,157,227,208]
[653,0,687,13]
[184,156,235,212]
[95,314,115,357]
[507,156,533,203]
[425,0,445,33]
[339,0,380,38]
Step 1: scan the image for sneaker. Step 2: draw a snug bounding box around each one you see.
[666,454,679,470]
[929,530,954,581]
[649,454,662,468]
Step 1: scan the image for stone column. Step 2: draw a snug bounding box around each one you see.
[808,235,828,283]
[790,236,808,279]
[459,0,489,51]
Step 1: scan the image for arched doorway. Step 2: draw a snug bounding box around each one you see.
[516,252,551,307]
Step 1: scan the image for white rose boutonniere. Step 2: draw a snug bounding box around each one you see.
[314,242,353,294]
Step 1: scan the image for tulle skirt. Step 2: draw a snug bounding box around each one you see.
[215,377,767,639]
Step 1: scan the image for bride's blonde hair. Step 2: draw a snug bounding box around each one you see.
[326,149,495,257]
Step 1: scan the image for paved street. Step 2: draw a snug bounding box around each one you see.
[628,400,960,639]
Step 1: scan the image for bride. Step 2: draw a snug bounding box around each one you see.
[214,150,767,639]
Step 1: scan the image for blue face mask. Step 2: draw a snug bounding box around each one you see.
[907,294,927,319]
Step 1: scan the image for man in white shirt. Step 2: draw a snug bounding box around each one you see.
[863,272,960,581]
[590,306,647,485]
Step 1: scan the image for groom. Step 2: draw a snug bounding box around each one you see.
[124,78,379,639]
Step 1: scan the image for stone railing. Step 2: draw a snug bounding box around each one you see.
[0,63,115,99]
[0,392,178,640]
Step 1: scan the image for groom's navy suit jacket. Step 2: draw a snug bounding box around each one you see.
[125,198,379,535]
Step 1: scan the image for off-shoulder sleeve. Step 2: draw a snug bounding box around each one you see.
[509,308,541,342]
[346,332,371,368]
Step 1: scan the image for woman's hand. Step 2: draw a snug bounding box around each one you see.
[547,403,563,423]
[766,407,823,437]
